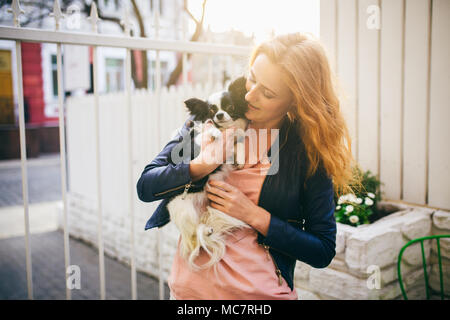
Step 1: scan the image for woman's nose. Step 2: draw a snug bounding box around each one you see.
[245,84,258,103]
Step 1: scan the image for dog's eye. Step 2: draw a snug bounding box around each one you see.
[224,105,234,114]
[210,105,218,113]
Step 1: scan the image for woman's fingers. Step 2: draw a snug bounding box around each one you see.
[208,180,235,192]
[206,192,227,206]
[198,125,241,164]
[209,200,226,212]
[206,183,230,199]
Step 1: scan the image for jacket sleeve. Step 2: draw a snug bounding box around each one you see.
[136,117,195,203]
[262,165,337,268]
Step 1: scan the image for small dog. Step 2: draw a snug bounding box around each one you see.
[168,76,250,270]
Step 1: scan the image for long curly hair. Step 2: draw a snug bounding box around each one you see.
[247,33,362,196]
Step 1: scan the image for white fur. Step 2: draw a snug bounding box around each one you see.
[168,116,249,270]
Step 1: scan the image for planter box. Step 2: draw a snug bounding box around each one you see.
[295,202,450,300]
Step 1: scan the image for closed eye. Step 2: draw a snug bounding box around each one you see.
[262,91,274,99]
[248,75,275,99]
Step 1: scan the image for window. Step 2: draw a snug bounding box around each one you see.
[105,58,124,92]
[51,54,58,98]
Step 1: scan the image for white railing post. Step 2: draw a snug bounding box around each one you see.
[51,0,72,301]
[8,0,33,300]
[88,2,106,300]
[154,0,164,301]
[182,12,188,87]
[121,6,138,300]
[207,24,213,90]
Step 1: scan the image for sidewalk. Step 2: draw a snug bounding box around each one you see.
[0,153,62,207]
[0,229,169,300]
[0,201,60,239]
[0,154,169,300]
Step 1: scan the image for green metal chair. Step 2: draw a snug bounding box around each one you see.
[397,234,450,300]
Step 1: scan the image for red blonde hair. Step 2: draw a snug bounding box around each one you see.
[248,33,362,196]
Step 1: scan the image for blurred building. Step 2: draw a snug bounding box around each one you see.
[0,0,185,159]
[191,28,255,87]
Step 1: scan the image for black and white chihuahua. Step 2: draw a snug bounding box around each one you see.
[167,76,251,270]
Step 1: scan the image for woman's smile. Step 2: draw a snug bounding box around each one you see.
[247,103,259,111]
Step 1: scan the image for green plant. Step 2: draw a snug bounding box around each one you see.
[334,167,382,227]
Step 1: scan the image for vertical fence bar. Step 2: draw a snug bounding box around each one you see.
[182,12,188,87]
[420,240,430,299]
[56,42,72,301]
[121,7,137,301]
[93,39,106,301]
[9,0,33,300]
[52,0,72,300]
[94,40,106,301]
[207,25,213,89]
[154,0,164,301]
[16,39,33,300]
[126,46,137,301]
[436,238,444,300]
[88,3,106,300]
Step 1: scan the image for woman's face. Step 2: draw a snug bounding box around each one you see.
[245,54,294,129]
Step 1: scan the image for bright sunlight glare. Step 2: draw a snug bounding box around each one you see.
[187,0,320,43]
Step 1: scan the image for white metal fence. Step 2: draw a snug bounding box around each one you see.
[0,0,251,300]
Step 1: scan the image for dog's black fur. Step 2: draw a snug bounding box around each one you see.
[184,76,248,127]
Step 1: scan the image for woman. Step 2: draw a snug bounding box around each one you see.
[137,33,360,299]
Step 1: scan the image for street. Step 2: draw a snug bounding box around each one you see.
[0,153,168,300]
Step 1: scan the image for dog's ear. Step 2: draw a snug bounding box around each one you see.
[184,98,210,121]
[227,76,248,115]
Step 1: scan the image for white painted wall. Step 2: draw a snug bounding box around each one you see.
[320,0,450,210]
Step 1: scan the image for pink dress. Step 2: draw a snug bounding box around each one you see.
[168,159,298,300]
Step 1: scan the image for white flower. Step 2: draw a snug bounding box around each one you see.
[338,195,346,204]
[355,198,363,204]
[336,205,341,210]
[349,215,359,224]
[367,192,375,199]
[350,194,359,203]
[346,205,354,213]
[365,197,374,206]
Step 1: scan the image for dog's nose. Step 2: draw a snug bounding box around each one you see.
[216,112,224,120]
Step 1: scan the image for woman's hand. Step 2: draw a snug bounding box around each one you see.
[205,179,271,236]
[198,121,237,164]
[189,123,237,181]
